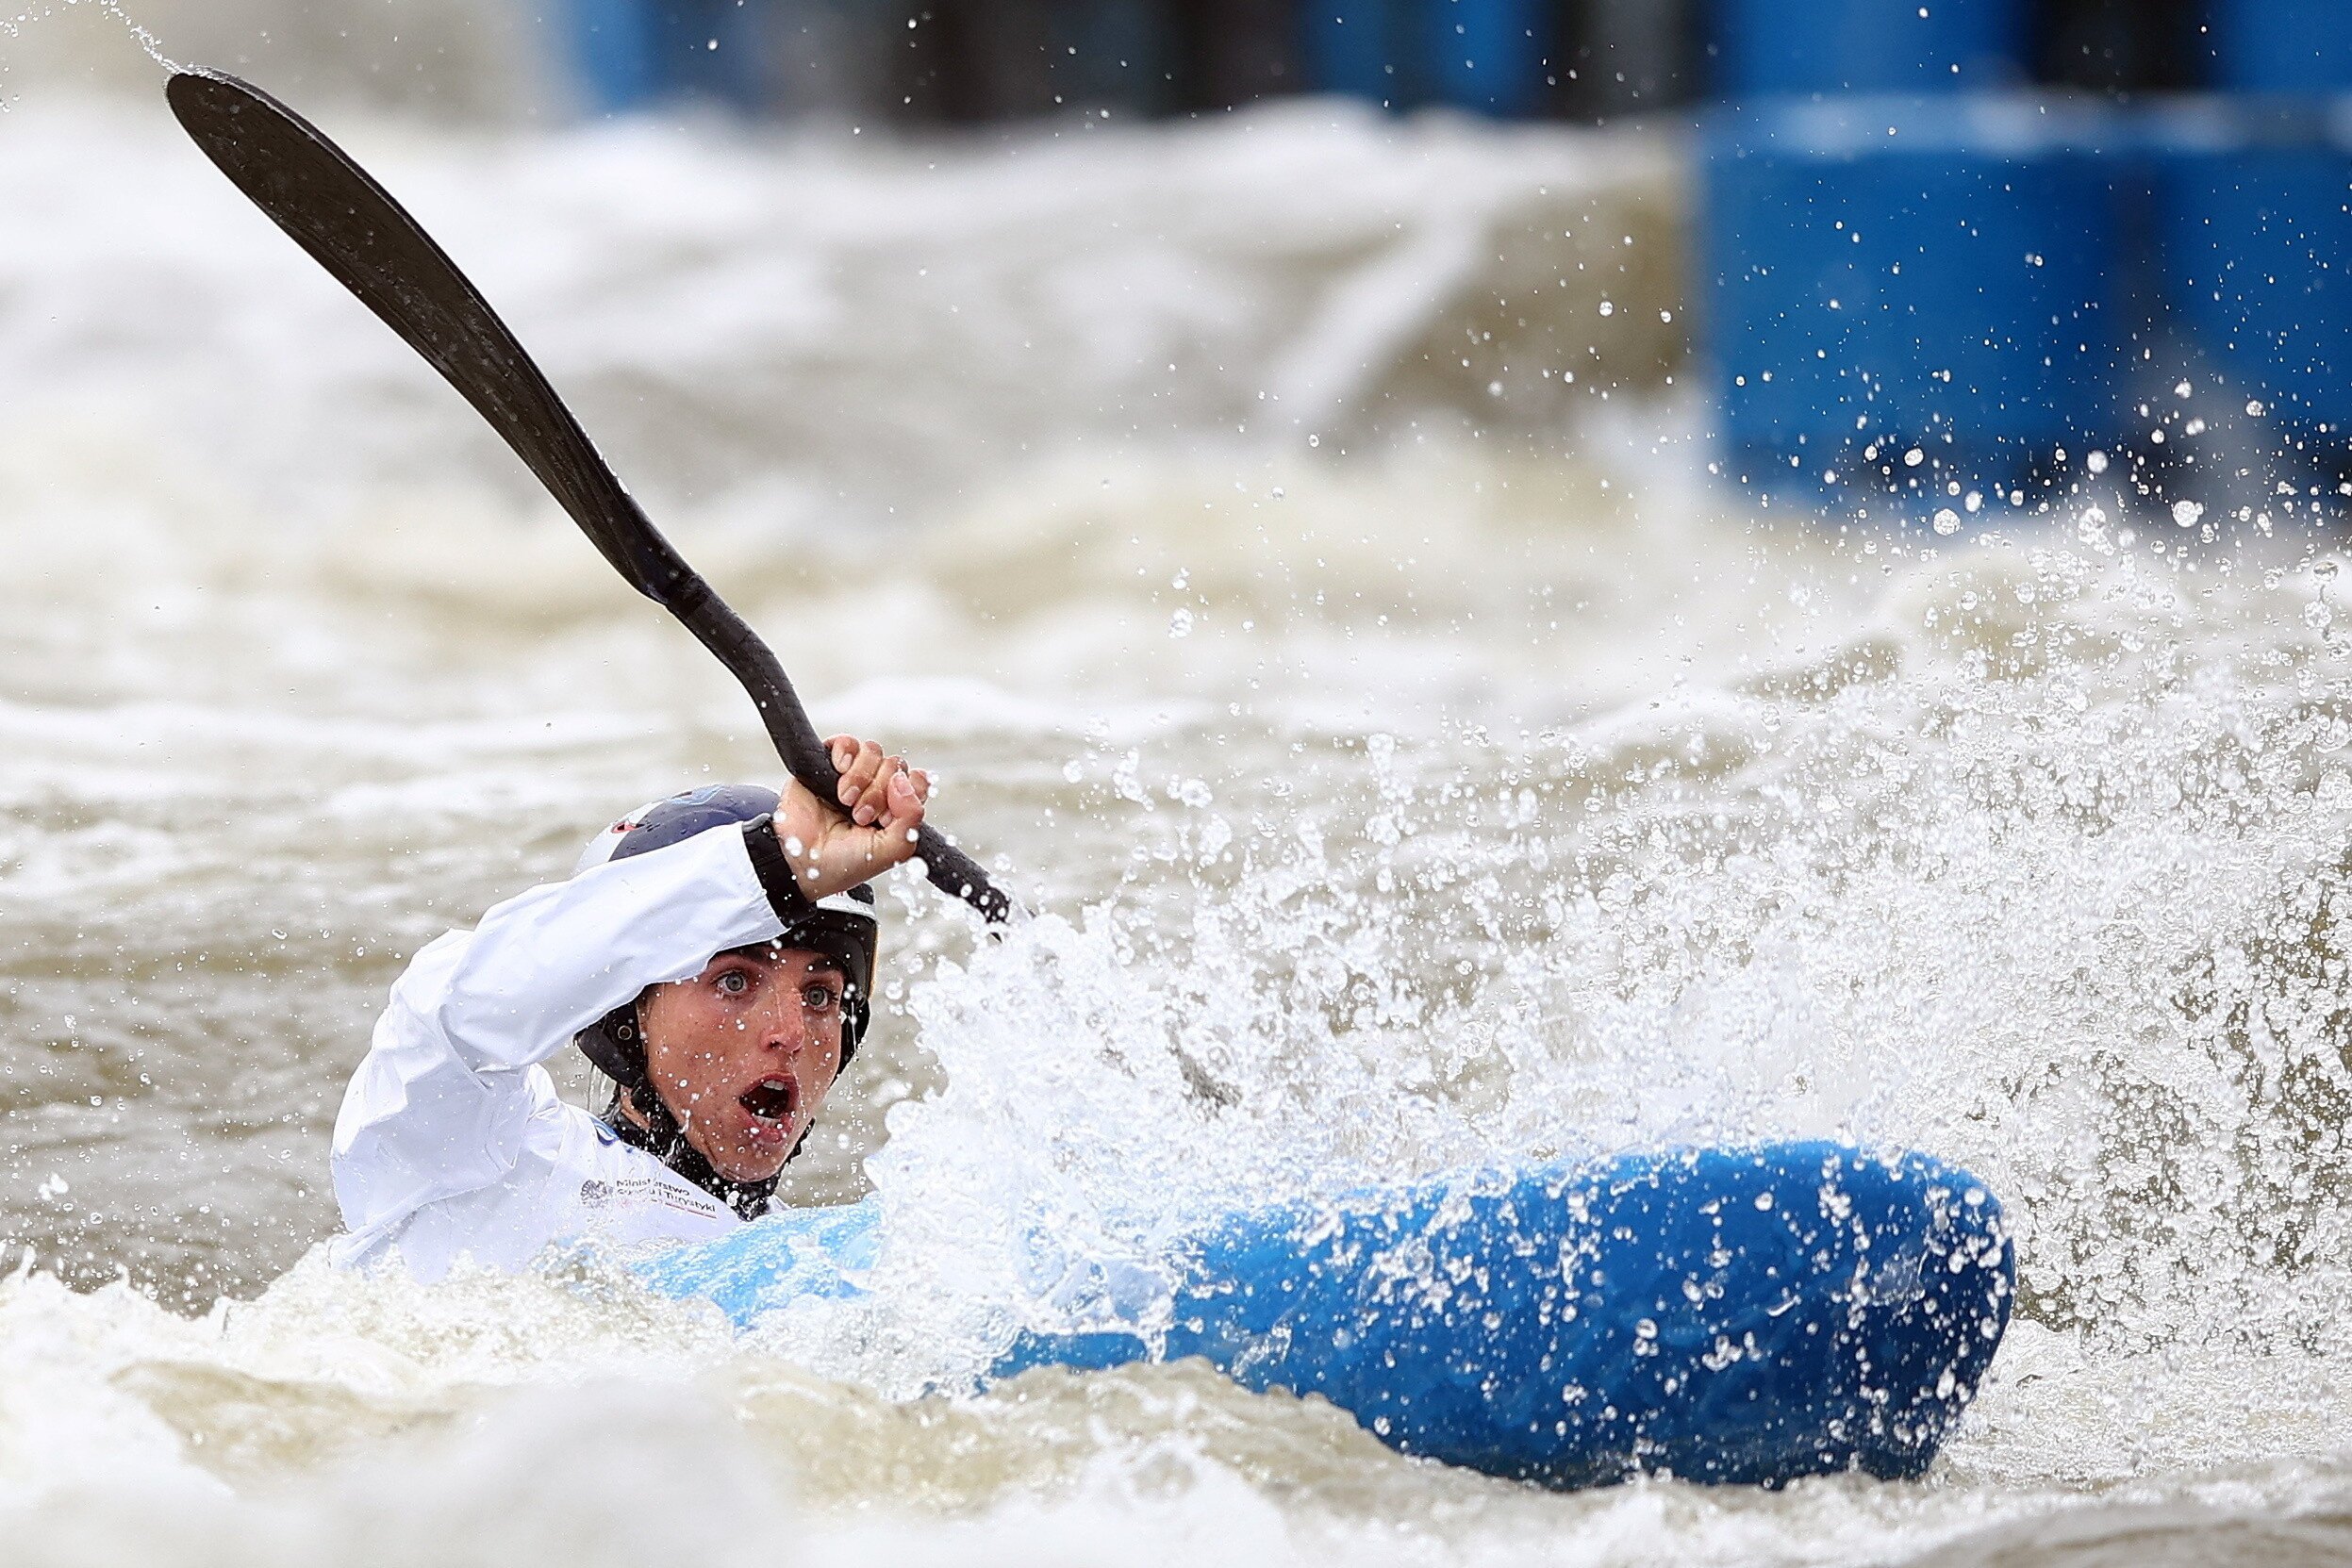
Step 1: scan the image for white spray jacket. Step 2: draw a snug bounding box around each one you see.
[329,820,803,1280]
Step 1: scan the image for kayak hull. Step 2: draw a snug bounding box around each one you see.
[638,1141,2013,1489]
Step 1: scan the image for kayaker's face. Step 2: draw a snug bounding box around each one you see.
[634,945,845,1183]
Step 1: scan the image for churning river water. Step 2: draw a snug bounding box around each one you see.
[1,62,2351,1568]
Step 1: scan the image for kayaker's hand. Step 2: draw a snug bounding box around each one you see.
[772,735,929,902]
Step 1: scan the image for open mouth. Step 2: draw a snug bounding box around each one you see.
[738,1076,797,1126]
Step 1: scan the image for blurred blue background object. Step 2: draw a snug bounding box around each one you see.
[2210,0,2352,91]
[523,0,2352,513]
[1431,0,1548,114]
[1302,0,1410,107]
[1697,0,2352,509]
[1304,0,1547,114]
[558,0,1608,122]
[1703,97,2124,502]
[1714,0,2027,96]
[567,0,770,114]
[2150,98,2352,436]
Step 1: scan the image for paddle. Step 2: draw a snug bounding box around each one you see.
[165,67,1017,925]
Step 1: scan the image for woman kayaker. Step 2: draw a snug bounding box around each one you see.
[327,734,929,1279]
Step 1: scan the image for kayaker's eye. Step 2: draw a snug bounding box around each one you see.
[802,982,837,1012]
[716,969,752,997]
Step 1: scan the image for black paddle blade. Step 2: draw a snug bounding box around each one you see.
[166,68,682,602]
[166,67,1019,926]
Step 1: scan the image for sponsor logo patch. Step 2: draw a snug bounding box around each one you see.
[578,1175,722,1220]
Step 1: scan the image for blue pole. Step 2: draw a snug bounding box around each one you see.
[1715,0,2027,96]
[1701,97,2125,504]
[1431,0,1546,116]
[1306,0,1411,107]
[566,0,665,113]
[2211,0,2352,91]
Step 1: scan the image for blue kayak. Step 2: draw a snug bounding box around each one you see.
[637,1141,2012,1489]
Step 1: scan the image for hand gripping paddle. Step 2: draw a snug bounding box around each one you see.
[166,68,1017,925]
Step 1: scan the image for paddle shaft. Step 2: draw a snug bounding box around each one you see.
[165,67,1015,923]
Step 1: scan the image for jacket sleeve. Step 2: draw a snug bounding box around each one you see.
[329,820,797,1244]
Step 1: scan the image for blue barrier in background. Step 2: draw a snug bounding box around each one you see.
[568,0,659,111]
[566,0,768,114]
[1305,0,1547,114]
[1696,2,2352,502]
[539,0,2352,498]
[568,0,1549,120]
[1306,0,1412,105]
[2151,99,2352,433]
[2210,0,2352,92]
[1432,0,1547,115]
[1702,96,2124,498]
[1714,0,2027,97]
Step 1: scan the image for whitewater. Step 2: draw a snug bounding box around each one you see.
[0,60,2349,1568]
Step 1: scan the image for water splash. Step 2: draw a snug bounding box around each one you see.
[683,527,2352,1404]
